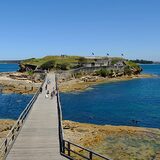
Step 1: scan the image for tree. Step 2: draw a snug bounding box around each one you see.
[124,66,132,75]
[41,60,55,70]
[96,69,109,77]
[78,57,87,66]
[56,63,68,70]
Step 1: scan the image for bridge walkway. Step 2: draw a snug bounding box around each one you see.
[6,73,66,160]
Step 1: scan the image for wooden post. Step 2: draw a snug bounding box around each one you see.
[89,152,93,160]
[62,140,65,153]
[68,142,70,156]
[12,129,15,141]
[4,139,8,153]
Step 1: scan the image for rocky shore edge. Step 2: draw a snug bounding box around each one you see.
[0,120,15,145]
[63,120,160,160]
[59,73,153,93]
[0,72,44,94]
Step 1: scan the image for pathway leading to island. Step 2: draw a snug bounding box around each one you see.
[6,73,66,160]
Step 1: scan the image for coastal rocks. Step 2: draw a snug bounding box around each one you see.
[18,63,37,72]
[80,76,98,82]
[59,73,153,93]
[63,120,160,160]
[0,72,42,94]
[0,120,15,133]
[0,120,15,144]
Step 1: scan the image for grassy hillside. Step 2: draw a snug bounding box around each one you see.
[22,56,80,66]
[21,55,141,73]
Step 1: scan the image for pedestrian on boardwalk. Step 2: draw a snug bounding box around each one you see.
[40,87,43,93]
[45,93,49,99]
[51,92,54,99]
[45,84,47,90]
[47,79,50,84]
[47,90,49,95]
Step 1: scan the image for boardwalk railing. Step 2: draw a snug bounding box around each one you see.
[0,77,46,160]
[55,75,111,160]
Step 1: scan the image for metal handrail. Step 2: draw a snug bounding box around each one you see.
[55,74,112,160]
[63,140,111,160]
[55,75,64,153]
[0,76,46,159]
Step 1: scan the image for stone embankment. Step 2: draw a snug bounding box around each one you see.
[0,72,44,94]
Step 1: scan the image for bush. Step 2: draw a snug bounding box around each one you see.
[74,72,83,78]
[40,60,55,70]
[27,70,34,75]
[96,69,108,77]
[56,63,68,70]
[125,61,141,70]
[78,57,87,66]
[124,66,132,75]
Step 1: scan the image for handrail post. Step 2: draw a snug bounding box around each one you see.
[62,139,65,153]
[4,139,7,154]
[68,141,71,157]
[11,129,15,141]
[89,152,93,160]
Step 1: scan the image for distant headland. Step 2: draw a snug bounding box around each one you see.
[0,60,21,64]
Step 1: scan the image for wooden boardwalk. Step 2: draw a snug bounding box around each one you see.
[6,73,66,160]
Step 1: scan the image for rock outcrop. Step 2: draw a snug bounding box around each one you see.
[0,72,44,94]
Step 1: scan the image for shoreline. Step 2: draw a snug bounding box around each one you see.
[59,73,154,93]
[0,72,43,94]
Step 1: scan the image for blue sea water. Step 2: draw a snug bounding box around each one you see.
[0,63,33,120]
[0,94,33,119]
[0,63,19,72]
[60,64,160,128]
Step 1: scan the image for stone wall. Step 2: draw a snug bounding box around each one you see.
[56,66,124,81]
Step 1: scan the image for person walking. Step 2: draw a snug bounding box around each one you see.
[45,84,47,90]
[50,92,54,99]
[45,93,49,99]
[40,87,43,93]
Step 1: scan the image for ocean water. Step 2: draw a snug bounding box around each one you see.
[0,63,19,72]
[0,63,33,120]
[60,64,160,128]
[0,94,33,119]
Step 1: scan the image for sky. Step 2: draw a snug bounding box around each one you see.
[0,0,160,61]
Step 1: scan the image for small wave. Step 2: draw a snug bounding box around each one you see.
[16,100,22,103]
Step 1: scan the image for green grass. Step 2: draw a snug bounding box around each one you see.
[125,61,141,70]
[21,56,81,66]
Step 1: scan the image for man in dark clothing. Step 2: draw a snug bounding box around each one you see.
[40,87,43,93]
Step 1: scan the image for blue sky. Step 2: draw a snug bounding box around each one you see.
[0,0,160,60]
